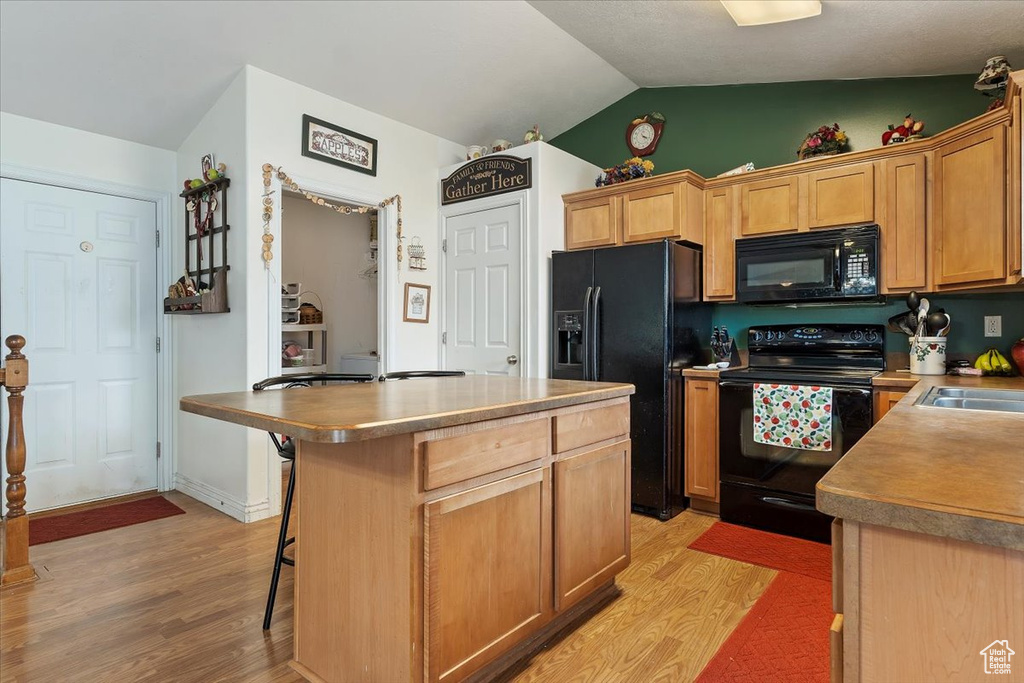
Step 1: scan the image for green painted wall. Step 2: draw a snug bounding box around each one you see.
[551,75,1021,366]
[711,293,1024,363]
[550,74,986,179]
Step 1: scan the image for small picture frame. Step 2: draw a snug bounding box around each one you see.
[403,283,431,323]
[302,114,377,176]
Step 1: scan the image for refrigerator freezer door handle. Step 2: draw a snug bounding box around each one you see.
[582,287,593,381]
[591,286,602,380]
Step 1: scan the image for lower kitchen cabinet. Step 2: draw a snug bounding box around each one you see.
[684,377,719,503]
[872,389,908,423]
[424,468,553,683]
[834,520,1024,682]
[553,439,631,610]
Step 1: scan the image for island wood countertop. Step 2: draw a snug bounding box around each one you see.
[817,375,1024,550]
[180,376,634,443]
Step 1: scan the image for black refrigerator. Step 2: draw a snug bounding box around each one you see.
[551,240,711,520]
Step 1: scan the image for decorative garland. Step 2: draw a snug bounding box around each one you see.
[260,163,403,269]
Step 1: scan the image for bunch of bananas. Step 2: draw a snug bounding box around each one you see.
[975,348,1013,375]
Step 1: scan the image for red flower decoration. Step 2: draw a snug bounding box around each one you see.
[771,384,779,389]
[790,385,799,390]
[811,420,820,429]
[824,404,832,413]
[790,419,800,428]
[782,401,791,409]
[763,397,771,405]
[801,436,811,445]
[783,437,792,445]
[764,431,773,440]
[801,400,811,409]
[771,417,780,424]
[811,386,821,391]
[824,440,832,449]
[754,415,761,423]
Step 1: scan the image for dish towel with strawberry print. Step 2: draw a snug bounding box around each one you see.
[753,383,833,451]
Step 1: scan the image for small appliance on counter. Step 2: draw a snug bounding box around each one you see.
[717,323,885,542]
[551,240,711,520]
[734,224,880,304]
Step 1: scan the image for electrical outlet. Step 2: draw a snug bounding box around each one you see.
[984,315,1002,337]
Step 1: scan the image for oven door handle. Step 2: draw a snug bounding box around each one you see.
[760,496,818,512]
[719,381,872,395]
[718,380,755,388]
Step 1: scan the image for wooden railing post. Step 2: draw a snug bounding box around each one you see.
[2,334,34,586]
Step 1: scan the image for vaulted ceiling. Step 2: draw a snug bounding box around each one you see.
[1,1,1021,151]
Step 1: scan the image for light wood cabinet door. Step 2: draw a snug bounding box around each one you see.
[933,124,1007,286]
[684,378,719,501]
[565,195,620,250]
[872,389,907,423]
[622,183,681,243]
[740,176,800,236]
[704,186,737,300]
[425,468,552,683]
[553,440,630,611]
[807,163,875,229]
[881,154,927,292]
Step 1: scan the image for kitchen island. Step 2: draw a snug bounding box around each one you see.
[817,375,1024,683]
[180,376,634,683]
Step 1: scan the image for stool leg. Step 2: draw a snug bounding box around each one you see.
[264,460,296,630]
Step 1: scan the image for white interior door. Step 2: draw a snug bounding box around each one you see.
[444,203,522,376]
[0,178,158,511]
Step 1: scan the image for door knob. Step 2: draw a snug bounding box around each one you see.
[506,355,518,365]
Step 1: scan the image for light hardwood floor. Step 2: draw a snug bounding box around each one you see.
[0,468,775,682]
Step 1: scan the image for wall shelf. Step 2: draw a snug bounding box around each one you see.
[165,177,230,315]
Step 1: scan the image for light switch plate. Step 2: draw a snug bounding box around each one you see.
[984,315,1002,337]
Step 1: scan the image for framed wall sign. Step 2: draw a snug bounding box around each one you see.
[403,283,431,323]
[302,114,378,176]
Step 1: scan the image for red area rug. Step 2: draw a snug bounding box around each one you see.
[690,522,833,683]
[688,521,832,582]
[29,495,185,545]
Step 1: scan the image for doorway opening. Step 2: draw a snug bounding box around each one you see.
[279,191,380,380]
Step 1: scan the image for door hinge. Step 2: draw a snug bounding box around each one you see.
[156,442,162,459]
[442,332,447,344]
[156,228,161,247]
[442,238,447,253]
[156,336,161,353]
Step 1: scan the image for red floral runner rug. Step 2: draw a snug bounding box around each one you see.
[29,495,185,545]
[689,522,833,682]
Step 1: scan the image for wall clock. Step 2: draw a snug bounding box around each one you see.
[626,112,666,157]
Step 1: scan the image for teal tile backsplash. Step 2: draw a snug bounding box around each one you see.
[711,292,1024,358]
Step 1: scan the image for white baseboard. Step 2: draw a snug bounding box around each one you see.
[173,473,272,523]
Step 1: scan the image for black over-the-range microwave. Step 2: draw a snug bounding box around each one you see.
[734,224,880,304]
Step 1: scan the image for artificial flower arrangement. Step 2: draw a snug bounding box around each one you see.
[797,123,848,160]
[882,114,925,146]
[596,157,655,186]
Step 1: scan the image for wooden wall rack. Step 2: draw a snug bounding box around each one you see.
[164,176,231,314]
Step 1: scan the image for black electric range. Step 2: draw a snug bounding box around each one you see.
[716,324,885,542]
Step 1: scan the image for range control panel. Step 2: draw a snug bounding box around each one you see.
[748,324,884,349]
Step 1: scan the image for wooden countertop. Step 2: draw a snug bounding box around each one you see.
[180,376,634,443]
[817,375,1024,550]
[871,370,921,389]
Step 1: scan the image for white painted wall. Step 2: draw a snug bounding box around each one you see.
[281,194,378,367]
[237,66,465,518]
[170,69,259,521]
[0,112,176,191]
[438,142,599,378]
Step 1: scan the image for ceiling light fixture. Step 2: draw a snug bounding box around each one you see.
[720,0,822,26]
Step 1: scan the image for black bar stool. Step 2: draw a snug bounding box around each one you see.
[253,372,373,630]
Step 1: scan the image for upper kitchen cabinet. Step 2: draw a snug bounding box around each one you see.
[880,153,928,293]
[622,180,703,245]
[563,175,704,251]
[704,186,738,300]
[932,123,1007,288]
[564,195,620,250]
[806,162,876,229]
[739,176,800,236]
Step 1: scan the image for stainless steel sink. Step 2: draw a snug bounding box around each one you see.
[915,386,1024,413]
